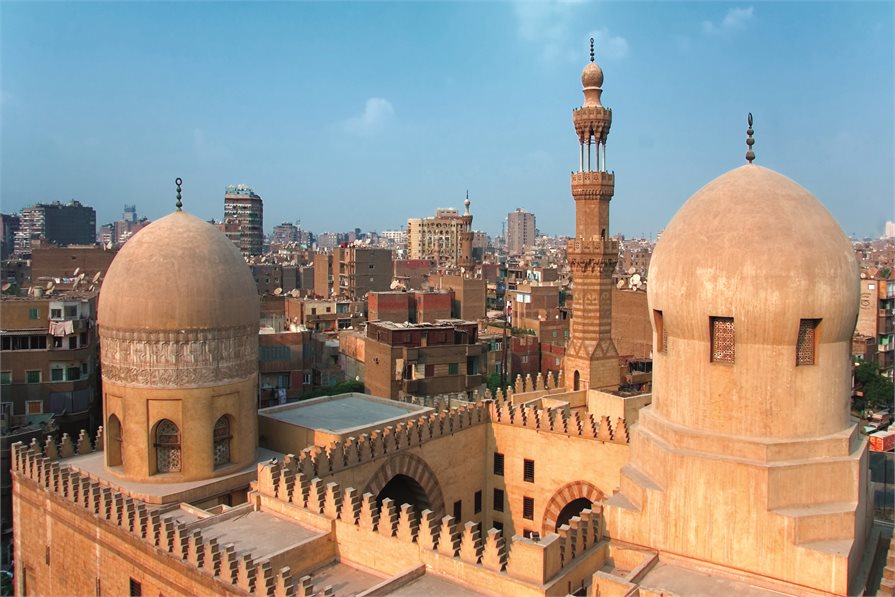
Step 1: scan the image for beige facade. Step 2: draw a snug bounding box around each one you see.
[507,208,536,256]
[407,205,473,270]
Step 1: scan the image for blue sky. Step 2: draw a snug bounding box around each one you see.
[2,1,892,238]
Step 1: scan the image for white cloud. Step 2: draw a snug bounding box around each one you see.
[702,6,754,35]
[513,0,628,64]
[342,97,395,135]
[587,28,629,61]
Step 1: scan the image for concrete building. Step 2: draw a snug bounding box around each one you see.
[271,222,300,245]
[364,319,485,400]
[407,198,475,270]
[856,276,895,378]
[1,213,20,260]
[13,200,96,256]
[224,184,264,257]
[507,208,536,256]
[9,44,886,597]
[335,246,393,299]
[29,242,117,285]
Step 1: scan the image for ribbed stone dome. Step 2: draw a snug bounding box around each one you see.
[98,210,259,331]
[647,164,859,438]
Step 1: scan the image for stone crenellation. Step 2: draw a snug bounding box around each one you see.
[253,460,606,586]
[12,439,607,596]
[10,441,333,597]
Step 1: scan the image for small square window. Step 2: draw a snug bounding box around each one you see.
[453,500,462,520]
[448,363,459,375]
[26,370,41,384]
[493,452,504,476]
[523,459,535,483]
[51,368,64,382]
[493,488,504,512]
[50,308,62,319]
[26,401,43,414]
[29,308,39,320]
[523,497,534,520]
[474,490,482,514]
[129,578,142,597]
[0,371,10,385]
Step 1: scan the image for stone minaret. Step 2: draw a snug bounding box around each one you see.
[459,192,474,273]
[564,39,620,391]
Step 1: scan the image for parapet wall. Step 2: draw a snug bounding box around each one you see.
[253,460,610,597]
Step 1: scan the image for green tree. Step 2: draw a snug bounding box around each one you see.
[854,361,894,411]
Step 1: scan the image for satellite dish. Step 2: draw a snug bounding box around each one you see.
[630,273,641,286]
[627,266,636,275]
[88,285,95,292]
[78,272,86,281]
[46,281,55,292]
[1,282,10,292]
[274,287,283,296]
[92,272,101,283]
[72,279,80,290]
[616,279,625,289]
[290,289,300,298]
[73,267,80,276]
[390,280,399,290]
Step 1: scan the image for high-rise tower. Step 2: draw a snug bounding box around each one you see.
[564,39,620,391]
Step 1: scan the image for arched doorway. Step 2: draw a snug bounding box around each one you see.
[375,474,431,513]
[364,452,446,517]
[574,370,581,391]
[106,414,122,467]
[542,481,604,533]
[555,497,592,531]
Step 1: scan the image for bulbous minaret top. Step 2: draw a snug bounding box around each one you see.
[581,37,604,107]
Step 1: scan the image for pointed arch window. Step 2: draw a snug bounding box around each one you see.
[155,419,181,473]
[213,416,231,467]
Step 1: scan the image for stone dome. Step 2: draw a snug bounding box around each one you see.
[647,164,859,438]
[99,210,259,331]
[581,61,603,90]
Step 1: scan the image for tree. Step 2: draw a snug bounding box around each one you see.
[854,361,894,411]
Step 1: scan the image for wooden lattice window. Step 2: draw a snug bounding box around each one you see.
[710,317,735,363]
[213,416,231,466]
[493,452,505,476]
[155,419,181,473]
[523,496,534,520]
[523,459,535,483]
[797,319,820,366]
[653,310,667,353]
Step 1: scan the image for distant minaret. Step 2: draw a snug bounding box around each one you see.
[564,38,620,391]
[459,191,474,273]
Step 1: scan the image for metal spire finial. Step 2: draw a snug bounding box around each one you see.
[175,178,183,211]
[745,113,755,164]
[589,37,595,62]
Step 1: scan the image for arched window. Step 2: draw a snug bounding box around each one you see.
[213,416,231,467]
[155,419,181,473]
[107,414,122,467]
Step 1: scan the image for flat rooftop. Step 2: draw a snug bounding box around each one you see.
[637,562,800,597]
[196,508,321,559]
[260,393,430,433]
[385,574,490,596]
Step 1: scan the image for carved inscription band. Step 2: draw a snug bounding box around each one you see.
[99,324,258,388]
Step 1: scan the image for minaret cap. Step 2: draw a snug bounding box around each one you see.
[581,37,604,107]
[464,190,471,215]
[175,178,183,211]
[745,113,756,164]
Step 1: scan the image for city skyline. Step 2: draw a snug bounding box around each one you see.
[2,2,892,238]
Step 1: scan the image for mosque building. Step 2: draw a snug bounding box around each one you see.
[11,42,888,597]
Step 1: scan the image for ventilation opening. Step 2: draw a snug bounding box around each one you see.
[653,310,666,353]
[797,319,821,366]
[710,317,735,363]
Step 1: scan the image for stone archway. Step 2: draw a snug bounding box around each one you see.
[542,481,604,533]
[364,452,445,517]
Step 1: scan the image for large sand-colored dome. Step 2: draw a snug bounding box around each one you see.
[99,210,258,331]
[647,164,859,438]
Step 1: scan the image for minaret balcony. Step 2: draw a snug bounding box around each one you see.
[566,238,620,257]
[571,171,615,199]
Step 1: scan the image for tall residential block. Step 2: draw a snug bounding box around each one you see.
[13,201,96,256]
[407,197,474,270]
[507,208,536,256]
[224,184,264,257]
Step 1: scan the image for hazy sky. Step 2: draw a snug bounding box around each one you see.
[2,1,892,238]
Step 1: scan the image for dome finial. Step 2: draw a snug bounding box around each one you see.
[175,178,183,211]
[464,190,471,214]
[746,113,755,164]
[590,37,595,62]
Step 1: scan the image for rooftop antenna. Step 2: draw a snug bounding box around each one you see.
[746,113,755,164]
[175,177,183,211]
